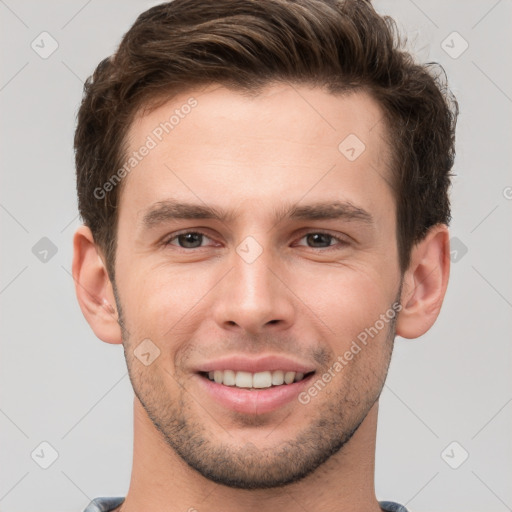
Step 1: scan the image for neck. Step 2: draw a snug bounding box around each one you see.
[117,398,383,512]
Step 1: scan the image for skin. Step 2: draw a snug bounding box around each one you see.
[73,83,450,512]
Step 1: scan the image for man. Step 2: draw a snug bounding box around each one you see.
[72,0,457,511]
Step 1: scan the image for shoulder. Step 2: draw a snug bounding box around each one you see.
[82,497,125,512]
[379,501,410,512]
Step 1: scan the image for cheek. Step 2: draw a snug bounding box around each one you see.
[293,267,392,347]
[118,262,216,337]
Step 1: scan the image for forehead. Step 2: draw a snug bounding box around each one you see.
[120,83,393,225]
[129,83,388,151]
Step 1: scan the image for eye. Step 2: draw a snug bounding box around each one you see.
[164,230,214,249]
[162,230,349,251]
[295,232,349,250]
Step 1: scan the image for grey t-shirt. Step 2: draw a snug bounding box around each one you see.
[83,497,410,512]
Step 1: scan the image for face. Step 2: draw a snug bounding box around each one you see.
[113,84,402,489]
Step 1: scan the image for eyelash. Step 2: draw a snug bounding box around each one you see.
[162,230,349,251]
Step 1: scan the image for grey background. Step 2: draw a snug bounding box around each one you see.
[1,0,511,511]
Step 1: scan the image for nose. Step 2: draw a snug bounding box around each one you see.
[212,242,296,335]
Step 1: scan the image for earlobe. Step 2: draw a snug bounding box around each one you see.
[72,225,123,345]
[395,224,451,339]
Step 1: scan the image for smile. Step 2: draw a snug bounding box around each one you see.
[203,369,312,389]
[197,371,316,414]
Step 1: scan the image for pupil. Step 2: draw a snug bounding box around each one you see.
[308,233,330,247]
[179,233,202,248]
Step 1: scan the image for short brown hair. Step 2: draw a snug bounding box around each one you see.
[74,0,458,280]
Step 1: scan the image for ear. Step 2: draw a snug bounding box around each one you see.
[395,224,451,339]
[72,224,123,344]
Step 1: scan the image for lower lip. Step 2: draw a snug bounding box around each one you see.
[196,373,315,415]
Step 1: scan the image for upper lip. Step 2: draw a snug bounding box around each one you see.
[195,354,316,374]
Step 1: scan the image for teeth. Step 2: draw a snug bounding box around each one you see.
[253,371,272,388]
[205,370,309,388]
[271,370,284,385]
[223,369,236,386]
[235,371,253,388]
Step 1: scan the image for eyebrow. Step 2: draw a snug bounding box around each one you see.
[140,199,374,229]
